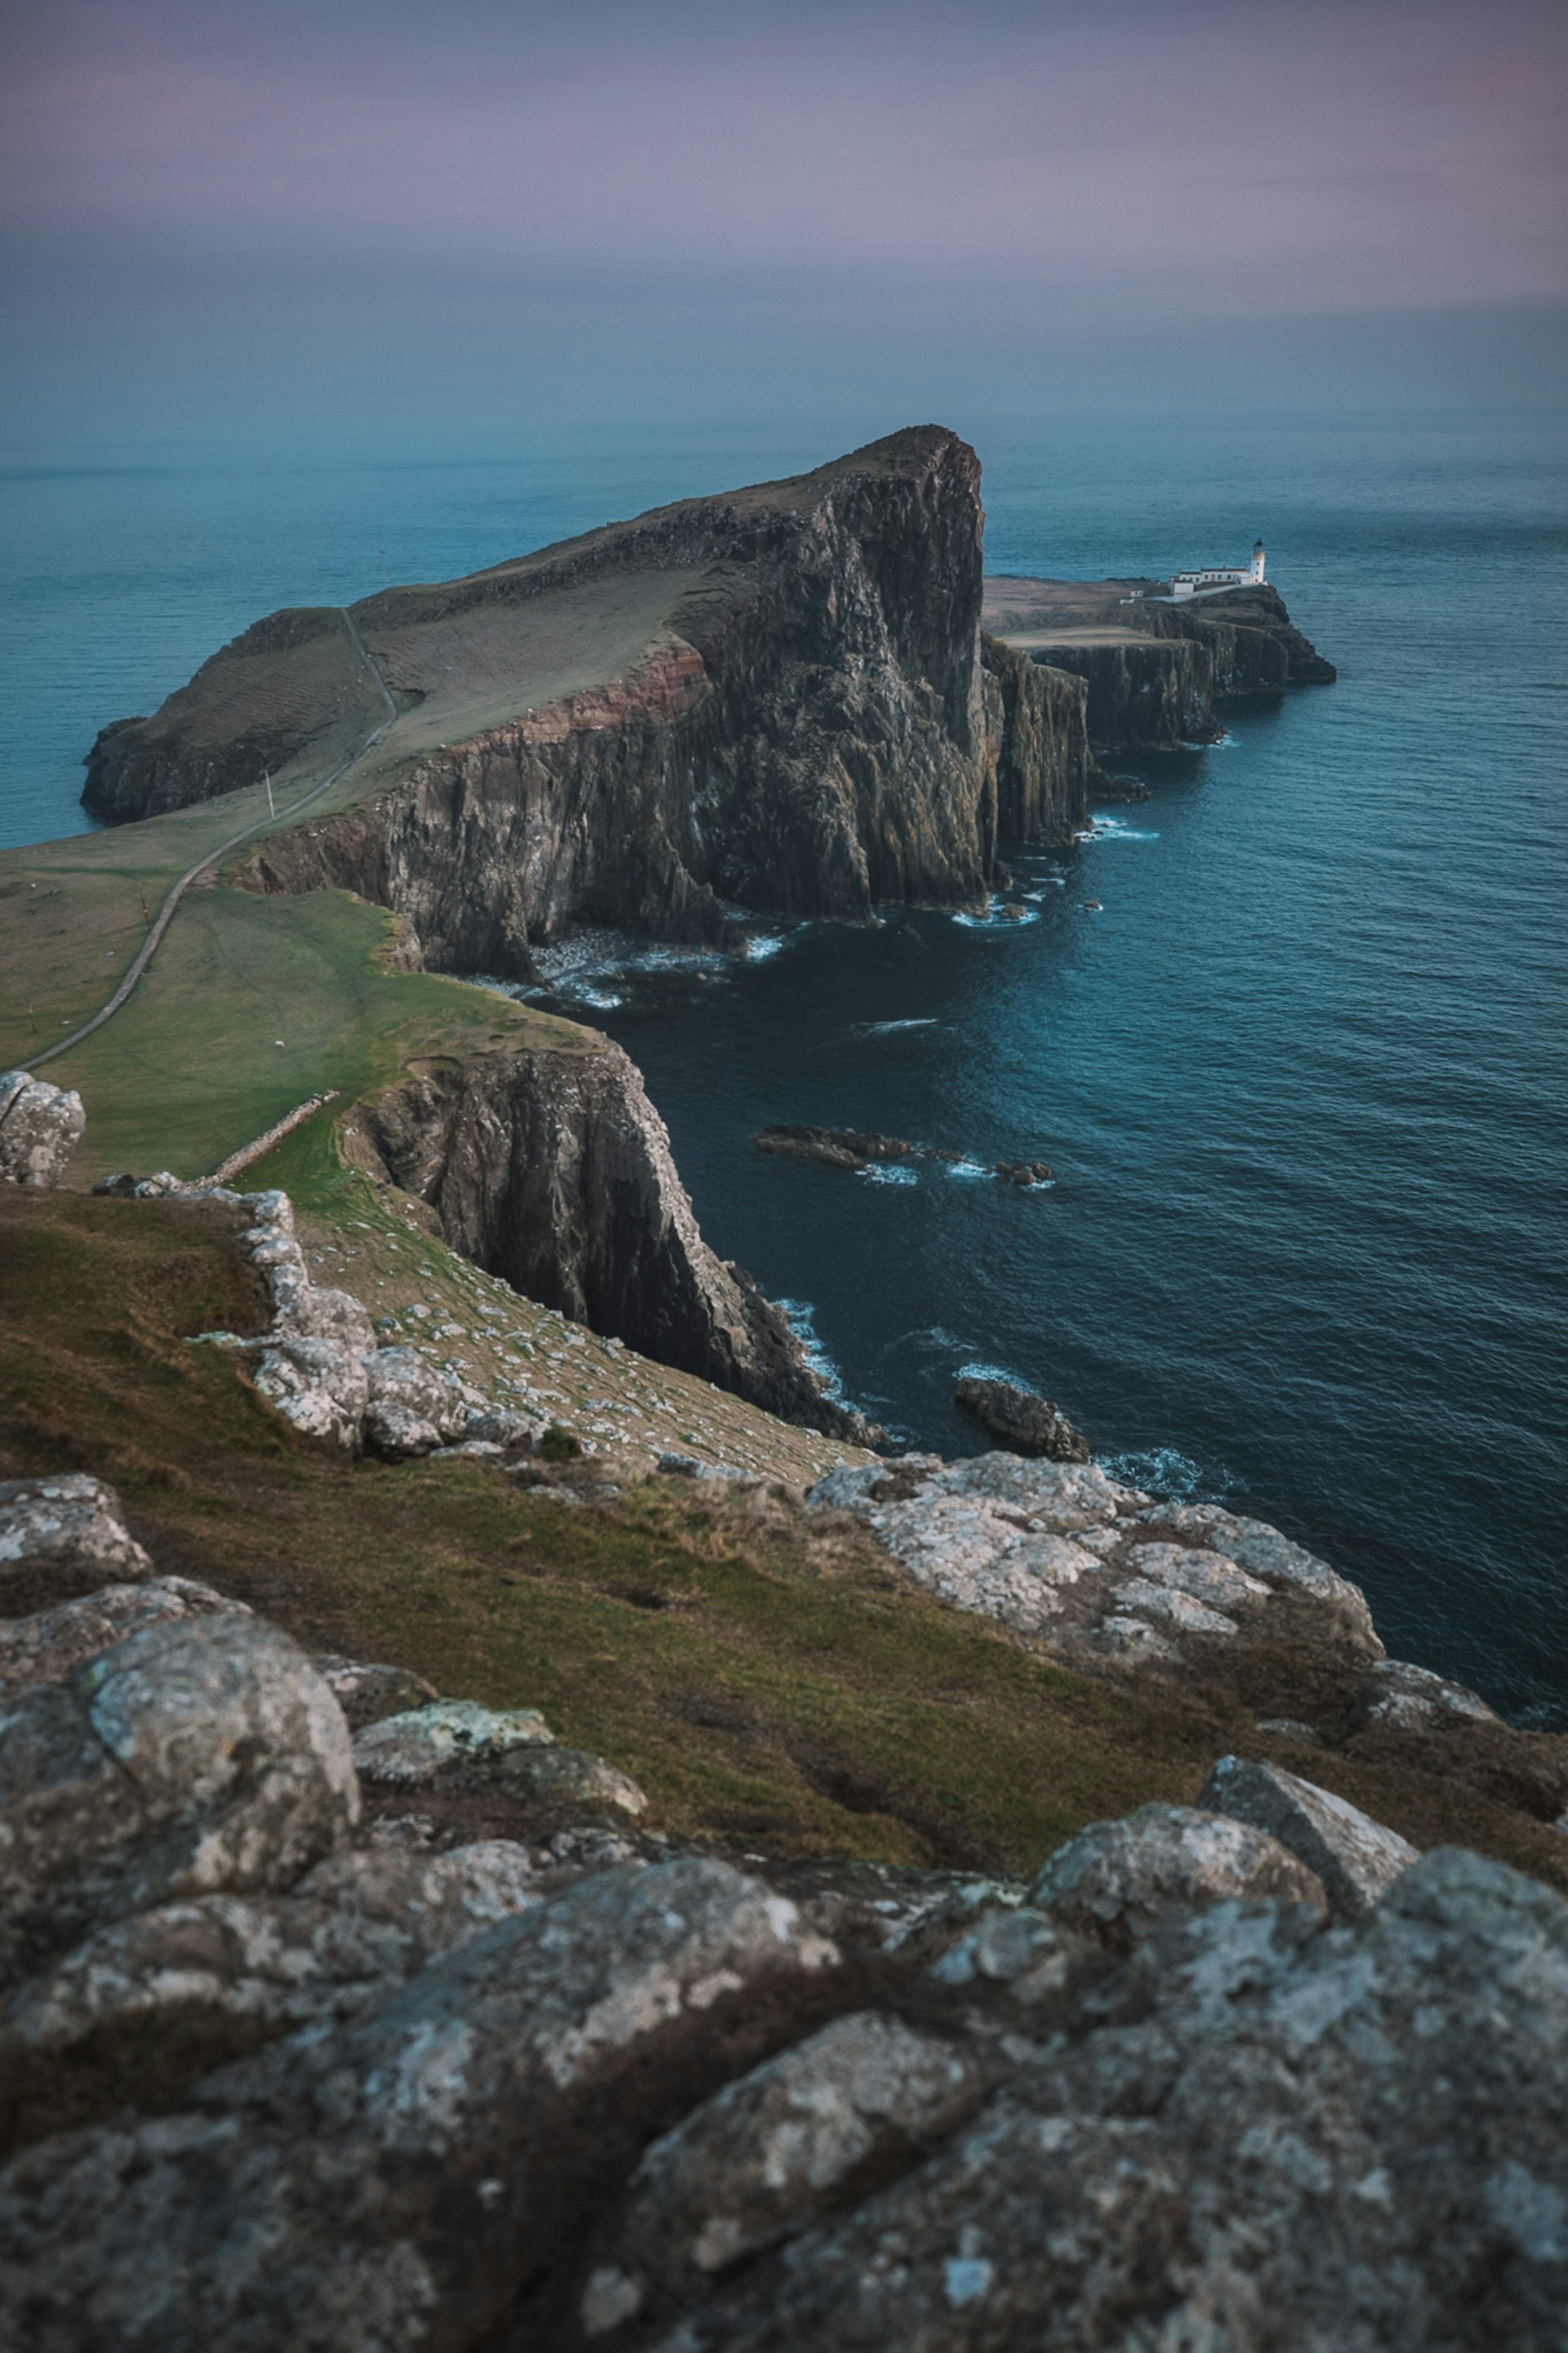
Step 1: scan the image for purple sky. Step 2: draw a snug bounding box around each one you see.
[2,0,1565,440]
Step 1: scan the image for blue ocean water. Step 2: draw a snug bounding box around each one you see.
[2,413,1564,1719]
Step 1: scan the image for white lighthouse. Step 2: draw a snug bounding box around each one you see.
[1170,540,1268,599]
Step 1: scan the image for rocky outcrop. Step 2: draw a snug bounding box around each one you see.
[808,1451,1383,1660]
[355,1034,874,1440]
[953,1375,1088,1459]
[1,1491,1562,2351]
[987,577,1335,754]
[87,430,1088,973]
[0,1072,84,1189]
[0,1475,153,1614]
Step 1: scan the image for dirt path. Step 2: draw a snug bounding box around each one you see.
[33,612,397,1071]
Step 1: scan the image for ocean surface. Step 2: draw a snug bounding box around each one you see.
[2,412,1564,1720]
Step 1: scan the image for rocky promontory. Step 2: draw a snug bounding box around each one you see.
[85,430,1094,978]
[985,574,1335,753]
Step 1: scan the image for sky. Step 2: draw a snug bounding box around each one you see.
[2,0,1565,448]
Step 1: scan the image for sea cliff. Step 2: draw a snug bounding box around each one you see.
[85,430,1089,978]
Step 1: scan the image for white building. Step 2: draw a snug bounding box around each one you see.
[1170,541,1266,599]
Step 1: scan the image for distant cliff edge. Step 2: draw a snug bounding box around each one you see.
[84,428,1094,978]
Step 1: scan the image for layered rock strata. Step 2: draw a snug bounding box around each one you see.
[86,430,1089,976]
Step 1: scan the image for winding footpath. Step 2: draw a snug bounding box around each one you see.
[34,610,397,1070]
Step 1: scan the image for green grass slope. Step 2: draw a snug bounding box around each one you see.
[4,1188,1565,1891]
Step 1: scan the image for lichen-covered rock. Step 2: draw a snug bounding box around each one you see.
[446,1744,649,1825]
[361,1346,473,1456]
[350,1699,555,1785]
[654,1852,1568,2353]
[1365,1657,1501,1730]
[1129,1500,1381,1651]
[0,1615,359,1986]
[0,1577,243,1687]
[0,1477,153,1615]
[1029,1803,1327,1950]
[311,1655,439,1731]
[581,2012,990,2335]
[0,1858,839,2351]
[0,1841,542,2123]
[753,1858,1029,1963]
[0,1071,85,1188]
[248,1335,371,1449]
[1199,1754,1419,1920]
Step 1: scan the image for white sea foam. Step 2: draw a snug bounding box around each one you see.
[775,1298,848,1402]
[859,1162,918,1186]
[855,1017,940,1035]
[955,1359,1023,1385]
[1088,815,1160,842]
[951,903,1040,930]
[944,1159,991,1179]
[1098,1446,1239,1501]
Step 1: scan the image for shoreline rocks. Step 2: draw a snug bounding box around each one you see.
[953,1375,1089,1461]
[756,1124,1053,1189]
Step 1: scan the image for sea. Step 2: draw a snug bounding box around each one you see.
[2,411,1564,1722]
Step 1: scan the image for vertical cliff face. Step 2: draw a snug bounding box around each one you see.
[84,430,1082,976]
[351,1035,875,1442]
[1034,636,1219,751]
[981,636,1094,838]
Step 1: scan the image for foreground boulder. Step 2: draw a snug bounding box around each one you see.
[0,1577,242,1687]
[0,1615,358,1985]
[1200,1754,1420,1919]
[0,1477,152,1615]
[0,1858,839,2351]
[1029,1802,1327,1950]
[0,1072,85,1189]
[645,1852,1568,2352]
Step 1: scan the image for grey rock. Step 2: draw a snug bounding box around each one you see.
[1132,1500,1382,1652]
[350,1699,554,1786]
[0,1476,153,1615]
[311,1656,439,1731]
[0,1615,359,1986]
[658,1852,1568,2353]
[0,1842,542,2083]
[0,1071,85,1188]
[1199,1754,1419,1920]
[926,1904,1085,2001]
[584,2012,988,2333]
[248,1335,370,1450]
[464,1406,540,1449]
[0,1858,839,2351]
[0,1577,243,1687]
[953,1376,1089,1462]
[755,1859,1030,1962]
[362,1347,471,1456]
[1029,1803,1327,1950]
[452,1744,649,1823]
[1366,1657,1501,1730]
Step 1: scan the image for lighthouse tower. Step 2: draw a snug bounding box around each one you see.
[1250,539,1266,584]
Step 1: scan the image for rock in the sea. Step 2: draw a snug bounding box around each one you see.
[954,1375,1089,1462]
[0,1615,359,1986]
[1199,1754,1419,1920]
[0,1577,243,1687]
[350,1698,555,1785]
[581,2012,989,2334]
[0,1071,85,1189]
[311,1655,439,1731]
[653,1851,1568,2353]
[1029,1802,1327,1950]
[0,1858,838,2351]
[0,1475,153,1615]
